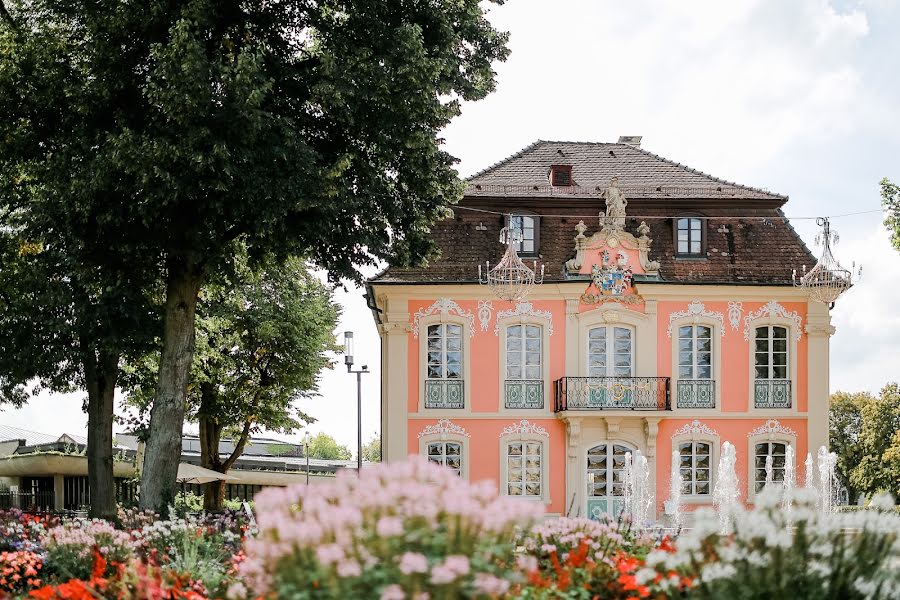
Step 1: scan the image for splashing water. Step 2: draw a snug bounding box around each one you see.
[782,445,796,513]
[668,449,683,529]
[713,441,740,533]
[764,454,774,489]
[623,450,653,526]
[817,446,838,516]
[805,453,815,490]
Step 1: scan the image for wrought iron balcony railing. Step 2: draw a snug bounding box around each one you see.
[424,379,464,409]
[505,380,544,409]
[676,379,716,409]
[554,377,671,412]
[754,379,792,409]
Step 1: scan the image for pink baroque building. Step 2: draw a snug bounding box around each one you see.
[367,139,833,520]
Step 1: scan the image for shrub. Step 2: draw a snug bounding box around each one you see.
[237,456,545,599]
[41,520,132,581]
[644,488,900,600]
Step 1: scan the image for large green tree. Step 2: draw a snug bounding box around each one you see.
[125,255,338,510]
[0,0,509,510]
[829,385,900,502]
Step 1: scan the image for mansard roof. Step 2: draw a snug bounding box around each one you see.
[465,141,786,201]
[370,140,815,286]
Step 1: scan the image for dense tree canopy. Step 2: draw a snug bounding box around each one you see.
[124,255,339,510]
[361,433,382,463]
[0,0,509,510]
[829,384,900,503]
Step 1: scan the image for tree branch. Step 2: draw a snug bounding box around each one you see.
[222,418,253,471]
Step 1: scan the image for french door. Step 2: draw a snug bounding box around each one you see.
[585,442,632,519]
[586,326,634,407]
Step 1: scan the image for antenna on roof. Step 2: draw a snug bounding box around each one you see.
[617,135,642,148]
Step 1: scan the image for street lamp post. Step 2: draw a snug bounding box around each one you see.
[343,331,369,473]
[304,431,311,485]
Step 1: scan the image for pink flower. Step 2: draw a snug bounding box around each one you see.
[380,584,405,600]
[473,573,510,595]
[376,516,404,537]
[516,554,538,572]
[336,559,362,577]
[429,564,457,585]
[540,543,557,553]
[398,552,428,575]
[443,555,470,576]
[315,543,344,566]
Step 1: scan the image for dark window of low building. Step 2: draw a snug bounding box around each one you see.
[676,217,704,256]
[550,165,572,186]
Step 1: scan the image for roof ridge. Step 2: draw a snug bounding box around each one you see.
[465,140,786,200]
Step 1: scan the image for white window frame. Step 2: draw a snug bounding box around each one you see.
[670,315,722,411]
[499,432,550,504]
[585,441,634,516]
[508,213,539,256]
[498,316,551,414]
[746,314,797,415]
[575,306,654,379]
[586,325,635,378]
[676,217,703,255]
[418,314,471,413]
[418,433,470,480]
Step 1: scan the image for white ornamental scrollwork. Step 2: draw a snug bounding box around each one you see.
[411,298,476,338]
[747,419,797,438]
[500,419,549,438]
[671,419,719,439]
[477,301,493,332]
[418,419,471,439]
[742,300,803,341]
[493,301,554,336]
[727,301,743,331]
[666,300,725,337]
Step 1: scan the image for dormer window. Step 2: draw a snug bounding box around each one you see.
[675,217,704,256]
[508,213,539,256]
[550,165,572,187]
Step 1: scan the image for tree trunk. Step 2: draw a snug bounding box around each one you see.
[84,346,120,521]
[198,396,224,511]
[140,254,204,513]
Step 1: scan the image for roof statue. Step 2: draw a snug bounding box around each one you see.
[601,176,627,232]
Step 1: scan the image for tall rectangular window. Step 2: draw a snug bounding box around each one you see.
[505,324,543,409]
[678,441,712,496]
[676,217,703,255]
[425,323,464,409]
[509,214,538,255]
[678,325,712,379]
[506,441,542,498]
[427,441,462,477]
[755,326,788,380]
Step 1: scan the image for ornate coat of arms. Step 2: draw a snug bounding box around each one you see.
[582,250,641,305]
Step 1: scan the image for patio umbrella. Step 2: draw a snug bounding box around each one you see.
[175,463,238,487]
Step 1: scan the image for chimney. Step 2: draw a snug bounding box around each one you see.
[617,135,642,149]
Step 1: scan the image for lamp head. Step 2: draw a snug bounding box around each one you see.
[343,331,354,368]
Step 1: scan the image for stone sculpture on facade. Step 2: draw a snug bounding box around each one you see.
[601,176,627,231]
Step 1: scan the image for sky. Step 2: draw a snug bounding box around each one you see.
[2,0,899,452]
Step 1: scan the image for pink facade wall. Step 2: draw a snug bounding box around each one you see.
[403,295,810,516]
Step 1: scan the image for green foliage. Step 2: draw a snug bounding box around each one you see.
[881,177,900,251]
[306,432,352,461]
[361,433,382,463]
[124,254,339,439]
[830,384,900,501]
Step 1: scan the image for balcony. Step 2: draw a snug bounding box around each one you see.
[505,380,544,409]
[754,379,792,409]
[554,377,671,412]
[676,379,716,409]
[424,379,464,409]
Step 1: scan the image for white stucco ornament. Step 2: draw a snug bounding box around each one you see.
[742,300,803,341]
[493,301,554,336]
[418,419,471,438]
[666,300,725,337]
[500,419,549,438]
[671,419,719,439]
[748,419,797,438]
[727,301,743,331]
[477,300,493,332]
[411,298,476,338]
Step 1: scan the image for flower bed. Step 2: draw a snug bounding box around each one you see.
[0,462,897,599]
